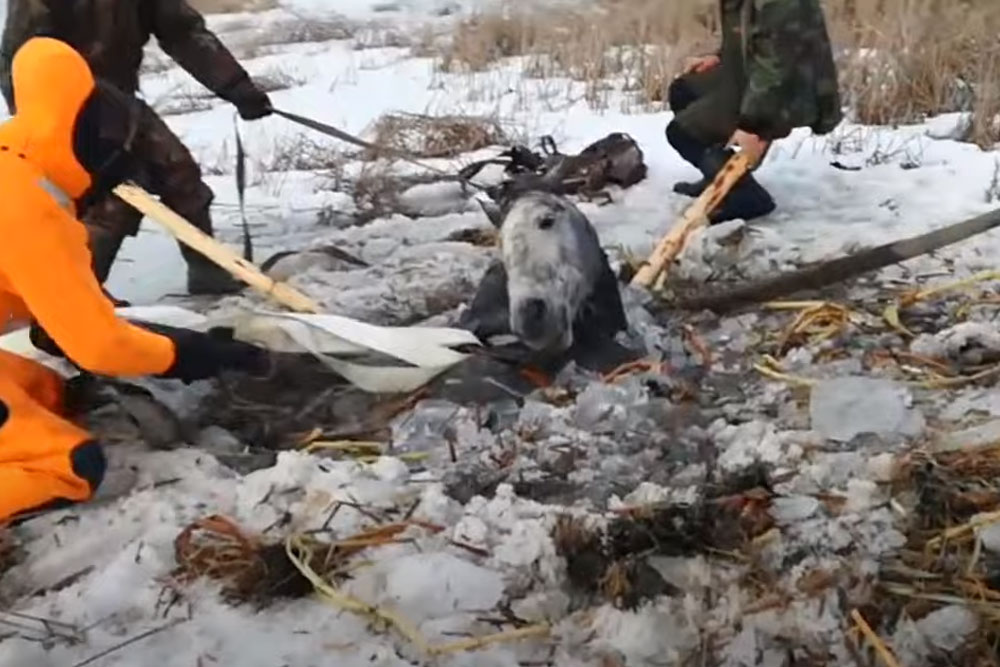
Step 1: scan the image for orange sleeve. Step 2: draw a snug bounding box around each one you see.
[0,188,177,377]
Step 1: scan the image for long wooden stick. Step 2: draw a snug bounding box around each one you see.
[113,182,321,314]
[630,152,751,288]
[675,206,1000,313]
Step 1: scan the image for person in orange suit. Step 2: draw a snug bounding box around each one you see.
[0,36,271,524]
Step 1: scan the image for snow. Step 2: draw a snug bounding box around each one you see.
[3,0,1000,664]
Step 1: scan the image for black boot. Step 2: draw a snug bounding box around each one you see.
[87,228,132,306]
[666,120,712,198]
[673,177,709,197]
[181,246,244,296]
[696,146,776,224]
[88,227,124,284]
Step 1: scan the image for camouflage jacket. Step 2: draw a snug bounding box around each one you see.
[720,0,843,140]
[0,0,258,113]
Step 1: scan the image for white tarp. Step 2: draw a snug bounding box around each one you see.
[0,305,480,393]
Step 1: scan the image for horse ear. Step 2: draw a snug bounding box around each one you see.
[474,194,505,228]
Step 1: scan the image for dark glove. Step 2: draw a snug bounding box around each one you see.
[30,319,270,384]
[137,321,272,384]
[223,75,272,120]
[30,321,66,358]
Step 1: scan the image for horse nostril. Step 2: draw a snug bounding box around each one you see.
[523,298,546,323]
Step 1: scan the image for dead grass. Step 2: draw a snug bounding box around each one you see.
[830,0,1000,147]
[424,0,1000,146]
[232,15,357,59]
[154,88,217,117]
[251,66,307,93]
[188,0,277,13]
[258,134,347,175]
[350,161,403,221]
[365,111,510,159]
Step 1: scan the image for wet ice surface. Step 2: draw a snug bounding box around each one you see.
[3,1,1000,665]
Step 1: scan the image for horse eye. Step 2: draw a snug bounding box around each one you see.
[538,214,556,229]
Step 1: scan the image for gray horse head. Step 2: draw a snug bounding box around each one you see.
[463,190,627,356]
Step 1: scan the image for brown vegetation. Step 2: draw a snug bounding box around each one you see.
[426,0,1000,146]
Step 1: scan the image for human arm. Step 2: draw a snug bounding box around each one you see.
[682,53,721,74]
[737,0,806,141]
[149,0,271,119]
[6,190,266,381]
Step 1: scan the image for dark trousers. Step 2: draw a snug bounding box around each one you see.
[81,97,218,281]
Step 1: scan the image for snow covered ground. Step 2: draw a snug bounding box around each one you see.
[3,1,1000,665]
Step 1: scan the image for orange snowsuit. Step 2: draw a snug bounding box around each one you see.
[0,37,179,522]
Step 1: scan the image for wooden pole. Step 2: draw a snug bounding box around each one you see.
[675,206,1000,313]
[630,151,751,288]
[112,182,321,314]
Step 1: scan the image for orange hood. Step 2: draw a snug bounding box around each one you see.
[0,37,95,199]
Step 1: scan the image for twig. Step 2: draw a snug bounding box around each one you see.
[430,624,550,655]
[752,360,816,388]
[926,510,1000,550]
[70,618,187,667]
[849,609,900,667]
[284,531,547,657]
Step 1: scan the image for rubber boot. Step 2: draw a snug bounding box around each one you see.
[697,146,776,224]
[181,245,243,296]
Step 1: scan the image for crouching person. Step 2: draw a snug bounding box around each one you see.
[665,0,842,224]
[0,37,270,523]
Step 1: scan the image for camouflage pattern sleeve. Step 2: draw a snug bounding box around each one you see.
[149,0,259,107]
[0,0,59,113]
[736,0,806,139]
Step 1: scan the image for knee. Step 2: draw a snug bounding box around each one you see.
[70,440,106,493]
[666,120,710,166]
[666,120,692,152]
[162,169,213,211]
[668,76,697,113]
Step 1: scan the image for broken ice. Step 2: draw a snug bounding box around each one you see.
[809,376,925,443]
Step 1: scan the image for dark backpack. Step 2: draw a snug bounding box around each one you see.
[460,132,648,205]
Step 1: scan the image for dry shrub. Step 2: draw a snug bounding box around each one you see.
[830,0,1000,147]
[261,134,346,174]
[433,0,717,110]
[351,161,402,220]
[188,0,277,13]
[170,515,313,608]
[366,112,510,158]
[428,0,1000,145]
[234,15,357,58]
[155,90,217,117]
[251,66,306,93]
[259,16,355,46]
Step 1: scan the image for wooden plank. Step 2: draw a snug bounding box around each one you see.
[112,182,321,314]
[630,151,751,288]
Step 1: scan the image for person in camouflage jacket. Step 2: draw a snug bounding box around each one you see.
[665,0,843,224]
[0,0,274,295]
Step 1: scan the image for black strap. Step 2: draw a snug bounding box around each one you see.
[233,114,252,262]
[272,108,488,192]
[540,135,559,156]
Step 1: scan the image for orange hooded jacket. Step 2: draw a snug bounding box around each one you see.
[0,37,176,376]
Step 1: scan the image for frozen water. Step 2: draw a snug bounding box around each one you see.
[809,376,925,443]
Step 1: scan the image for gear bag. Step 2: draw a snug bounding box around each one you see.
[459,132,648,204]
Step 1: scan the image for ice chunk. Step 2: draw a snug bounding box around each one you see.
[935,420,1000,453]
[772,496,821,524]
[809,377,925,442]
[979,522,1000,554]
[916,605,978,652]
[572,379,647,435]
